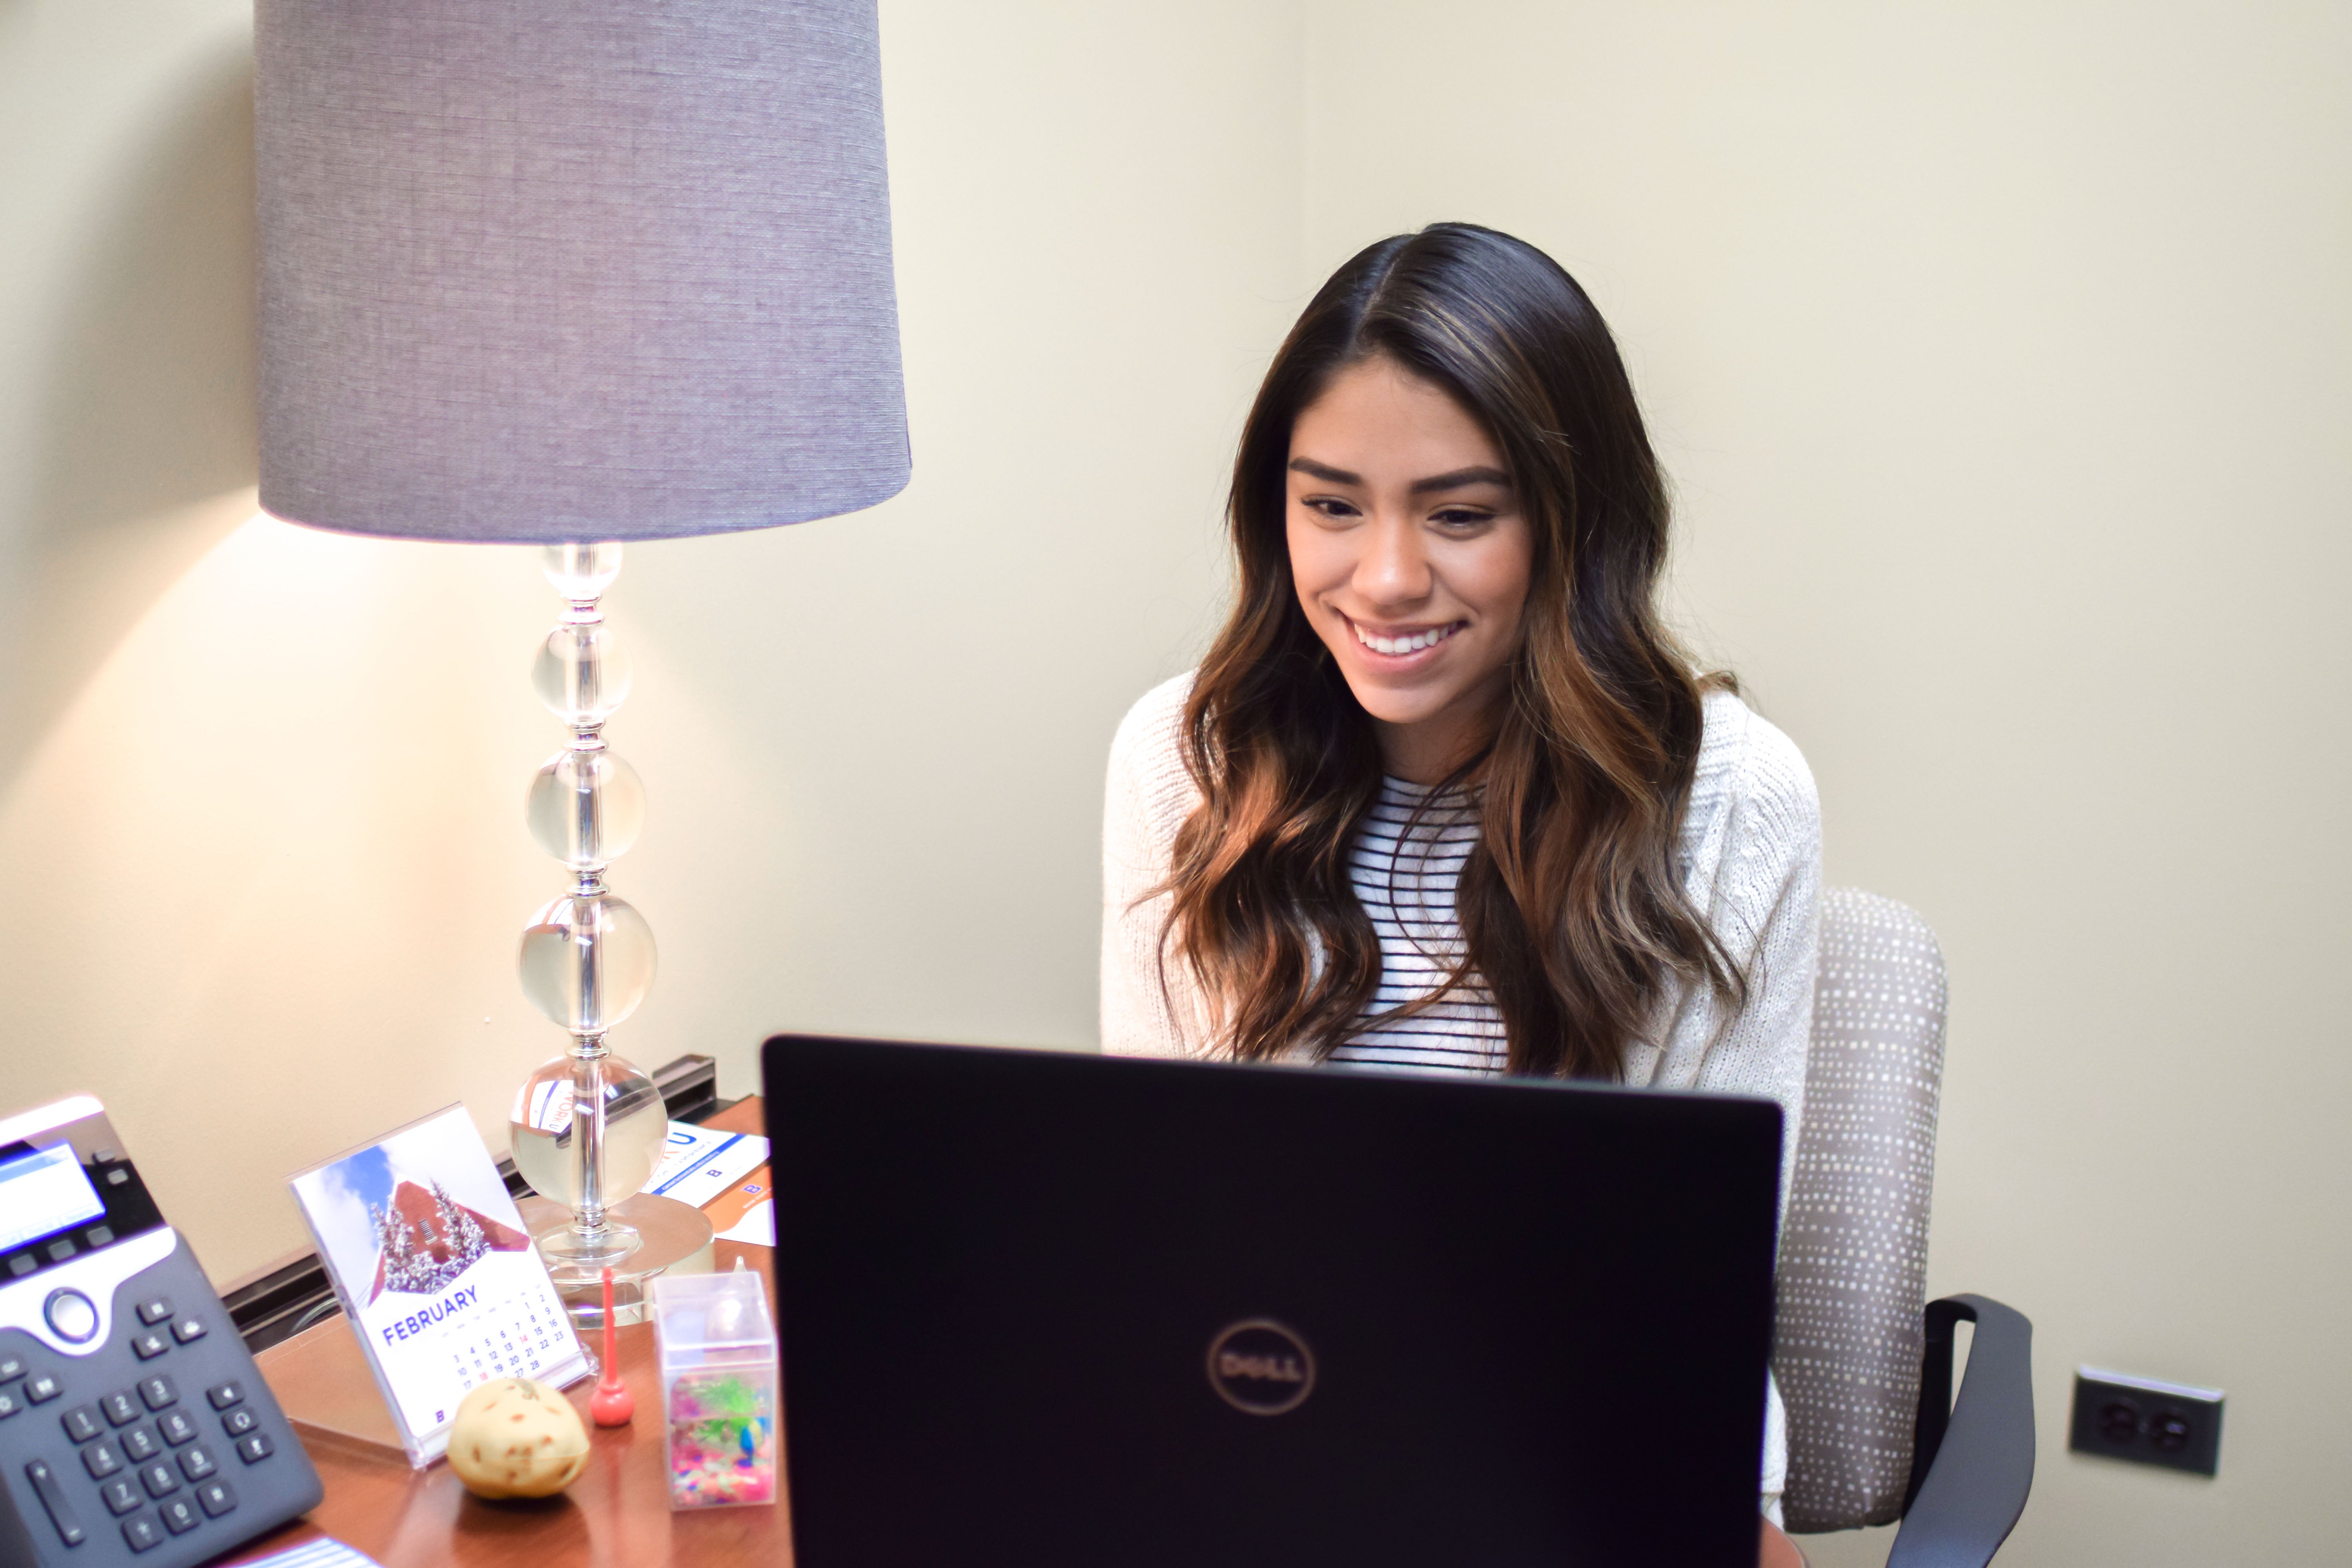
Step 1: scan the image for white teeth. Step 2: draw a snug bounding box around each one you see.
[1352,622,1457,656]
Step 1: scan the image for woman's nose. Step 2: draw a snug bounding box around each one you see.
[1356,515,1431,606]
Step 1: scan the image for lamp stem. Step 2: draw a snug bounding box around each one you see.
[571,1032,610,1240]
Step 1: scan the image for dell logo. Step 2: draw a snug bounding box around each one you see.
[1207,1319,1316,1416]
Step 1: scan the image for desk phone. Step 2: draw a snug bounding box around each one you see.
[0,1096,321,1568]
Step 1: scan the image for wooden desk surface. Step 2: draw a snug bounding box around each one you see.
[229,1097,791,1568]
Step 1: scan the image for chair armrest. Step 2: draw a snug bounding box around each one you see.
[1887,1294,2035,1568]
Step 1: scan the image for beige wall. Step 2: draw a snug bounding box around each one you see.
[1298,2,2352,1561]
[0,0,1299,1272]
[5,1,2347,1561]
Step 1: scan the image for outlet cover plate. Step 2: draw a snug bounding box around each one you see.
[2069,1366,2223,1475]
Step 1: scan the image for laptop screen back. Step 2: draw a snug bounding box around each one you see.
[761,1034,1781,1567]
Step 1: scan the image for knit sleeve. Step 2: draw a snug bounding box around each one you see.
[1684,699,1820,1219]
[1672,693,1822,1526]
[1100,673,1204,1057]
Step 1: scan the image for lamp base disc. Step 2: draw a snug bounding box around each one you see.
[520,1192,715,1328]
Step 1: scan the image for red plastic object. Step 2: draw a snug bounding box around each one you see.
[590,1267,636,1427]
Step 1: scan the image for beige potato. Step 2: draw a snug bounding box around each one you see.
[446,1377,591,1499]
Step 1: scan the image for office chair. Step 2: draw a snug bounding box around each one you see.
[1774,889,2034,1566]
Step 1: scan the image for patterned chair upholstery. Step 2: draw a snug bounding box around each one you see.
[1775,887,1948,1533]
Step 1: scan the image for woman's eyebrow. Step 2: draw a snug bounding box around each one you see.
[1288,456,1361,485]
[1409,465,1512,495]
[1287,457,1513,494]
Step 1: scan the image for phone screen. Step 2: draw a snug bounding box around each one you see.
[0,1142,106,1253]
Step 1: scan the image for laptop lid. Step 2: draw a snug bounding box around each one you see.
[760,1033,1782,1567]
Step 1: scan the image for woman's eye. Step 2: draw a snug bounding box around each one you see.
[1305,497,1361,519]
[1432,508,1492,528]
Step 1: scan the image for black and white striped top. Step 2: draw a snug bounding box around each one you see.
[1326,777,1509,1074]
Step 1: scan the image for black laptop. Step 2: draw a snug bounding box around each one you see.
[760,1033,1781,1567]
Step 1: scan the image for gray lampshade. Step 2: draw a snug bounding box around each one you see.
[254,0,909,543]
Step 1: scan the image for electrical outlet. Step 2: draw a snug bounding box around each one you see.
[2069,1367,2223,1475]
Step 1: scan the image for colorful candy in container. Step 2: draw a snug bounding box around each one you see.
[651,1264,778,1510]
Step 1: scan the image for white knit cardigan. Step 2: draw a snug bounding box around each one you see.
[1098,669,1823,1519]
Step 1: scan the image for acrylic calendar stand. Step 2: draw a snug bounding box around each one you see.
[287,1104,592,1467]
[259,1313,412,1460]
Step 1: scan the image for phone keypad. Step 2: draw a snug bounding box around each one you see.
[4,1281,281,1561]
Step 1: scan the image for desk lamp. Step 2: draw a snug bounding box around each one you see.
[253,0,909,1310]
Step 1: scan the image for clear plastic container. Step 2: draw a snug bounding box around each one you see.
[650,1265,778,1509]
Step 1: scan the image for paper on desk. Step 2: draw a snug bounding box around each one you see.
[702,1163,774,1246]
[718,1198,774,1246]
[647,1123,769,1208]
[233,1539,385,1568]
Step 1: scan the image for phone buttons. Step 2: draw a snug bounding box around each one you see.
[120,1513,162,1553]
[62,1403,103,1443]
[132,1330,171,1360]
[196,1479,236,1518]
[0,1387,21,1420]
[100,1476,142,1515]
[138,1375,178,1411]
[135,1297,174,1327]
[25,1372,62,1404]
[44,1288,100,1344]
[102,1389,141,1426]
[160,1496,201,1535]
[234,1432,274,1465]
[0,1353,24,1380]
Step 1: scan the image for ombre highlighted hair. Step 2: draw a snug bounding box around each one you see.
[1161,223,1739,1078]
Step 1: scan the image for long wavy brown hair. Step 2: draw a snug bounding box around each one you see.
[1161,223,1739,1078]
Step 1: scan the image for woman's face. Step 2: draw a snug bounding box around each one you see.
[1286,355,1533,783]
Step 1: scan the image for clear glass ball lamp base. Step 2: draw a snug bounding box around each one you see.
[504,542,715,1323]
[516,1192,714,1327]
[508,1046,712,1323]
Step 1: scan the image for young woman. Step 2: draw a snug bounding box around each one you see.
[1100,224,1818,1565]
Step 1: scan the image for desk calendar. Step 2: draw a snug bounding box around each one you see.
[288,1105,590,1467]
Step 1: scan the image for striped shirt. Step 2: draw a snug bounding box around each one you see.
[1326,777,1509,1074]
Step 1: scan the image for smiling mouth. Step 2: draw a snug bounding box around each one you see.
[1348,618,1465,656]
